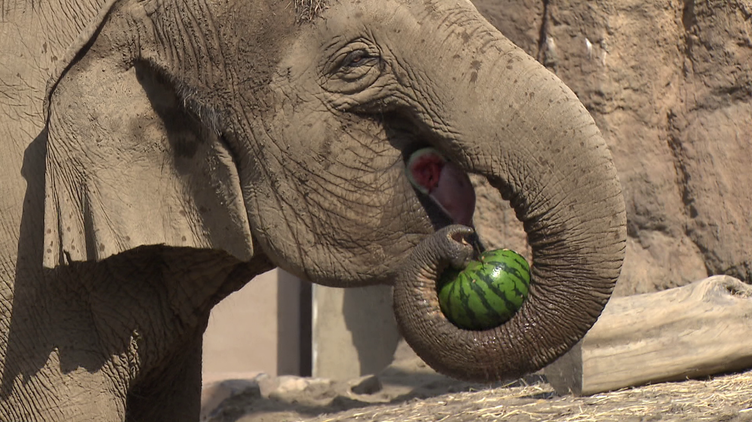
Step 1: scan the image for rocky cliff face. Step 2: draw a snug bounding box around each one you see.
[472,0,752,295]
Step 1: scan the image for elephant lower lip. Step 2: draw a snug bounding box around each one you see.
[407,148,476,226]
[430,161,475,226]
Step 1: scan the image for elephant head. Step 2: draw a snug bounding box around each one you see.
[43,0,625,383]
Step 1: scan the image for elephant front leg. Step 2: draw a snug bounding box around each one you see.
[125,333,204,422]
[0,363,126,422]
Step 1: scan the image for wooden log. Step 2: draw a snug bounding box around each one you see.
[544,275,752,396]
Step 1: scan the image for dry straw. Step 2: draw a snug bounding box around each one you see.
[311,371,752,422]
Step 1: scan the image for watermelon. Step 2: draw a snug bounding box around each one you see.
[437,249,531,330]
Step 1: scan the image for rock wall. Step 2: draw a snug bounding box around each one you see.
[472,0,752,295]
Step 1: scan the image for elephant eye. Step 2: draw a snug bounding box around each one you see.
[340,50,377,68]
[323,42,383,96]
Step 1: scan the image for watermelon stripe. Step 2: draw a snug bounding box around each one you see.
[485,265,528,289]
[447,274,461,323]
[485,261,530,293]
[474,271,518,314]
[467,276,495,313]
[484,260,529,283]
[498,263,530,296]
[439,274,453,317]
[438,249,531,331]
[458,275,483,329]
[499,263,530,302]
[468,276,511,321]
[450,274,468,326]
[442,275,453,313]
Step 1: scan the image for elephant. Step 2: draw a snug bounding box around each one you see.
[0,0,626,420]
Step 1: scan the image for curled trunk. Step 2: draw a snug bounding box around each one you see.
[393,4,627,382]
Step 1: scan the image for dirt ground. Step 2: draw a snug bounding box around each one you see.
[203,342,752,422]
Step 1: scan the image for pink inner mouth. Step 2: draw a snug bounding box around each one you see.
[406,148,476,226]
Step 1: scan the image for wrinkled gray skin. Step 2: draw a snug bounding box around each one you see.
[0,0,626,420]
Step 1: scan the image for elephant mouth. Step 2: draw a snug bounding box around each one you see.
[405,147,476,227]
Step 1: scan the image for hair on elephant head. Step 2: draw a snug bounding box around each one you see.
[1,0,626,419]
[294,0,328,21]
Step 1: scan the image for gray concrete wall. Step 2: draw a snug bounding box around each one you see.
[312,284,400,380]
[202,269,302,383]
[203,269,401,384]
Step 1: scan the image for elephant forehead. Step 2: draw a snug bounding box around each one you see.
[278,0,415,71]
[305,0,480,33]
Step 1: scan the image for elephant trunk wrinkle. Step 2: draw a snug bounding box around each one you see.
[391,2,626,383]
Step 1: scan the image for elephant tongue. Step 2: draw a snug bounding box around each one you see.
[406,148,476,226]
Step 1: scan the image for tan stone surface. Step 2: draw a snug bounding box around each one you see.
[203,269,302,383]
[472,0,752,295]
[312,284,400,380]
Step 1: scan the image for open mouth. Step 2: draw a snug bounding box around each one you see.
[405,147,476,227]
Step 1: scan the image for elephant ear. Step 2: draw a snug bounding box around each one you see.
[43,47,253,268]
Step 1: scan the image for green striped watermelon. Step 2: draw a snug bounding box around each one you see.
[437,249,531,330]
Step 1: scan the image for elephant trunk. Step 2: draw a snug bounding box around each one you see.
[393,4,627,382]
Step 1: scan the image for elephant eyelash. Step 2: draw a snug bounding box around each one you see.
[338,49,380,71]
[341,50,371,68]
[322,43,383,94]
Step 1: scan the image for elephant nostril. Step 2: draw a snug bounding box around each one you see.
[450,230,470,244]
